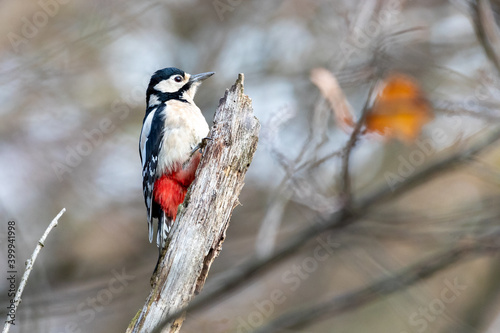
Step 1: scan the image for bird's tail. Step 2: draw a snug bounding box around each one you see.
[156,210,173,249]
[152,212,172,283]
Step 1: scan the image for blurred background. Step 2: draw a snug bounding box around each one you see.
[2,0,500,332]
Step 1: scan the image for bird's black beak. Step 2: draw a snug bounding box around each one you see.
[189,72,215,83]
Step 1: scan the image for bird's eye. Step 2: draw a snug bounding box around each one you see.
[174,76,183,83]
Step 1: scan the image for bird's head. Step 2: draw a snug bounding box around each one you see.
[146,67,214,106]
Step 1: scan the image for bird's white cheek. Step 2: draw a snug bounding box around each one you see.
[154,80,177,93]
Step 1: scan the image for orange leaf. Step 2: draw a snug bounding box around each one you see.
[365,73,433,143]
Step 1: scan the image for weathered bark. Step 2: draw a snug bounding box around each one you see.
[127,74,260,333]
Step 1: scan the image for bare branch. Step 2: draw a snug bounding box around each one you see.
[2,208,66,333]
[295,149,343,174]
[470,0,500,73]
[253,232,500,333]
[126,74,260,333]
[340,82,376,206]
[360,126,500,207]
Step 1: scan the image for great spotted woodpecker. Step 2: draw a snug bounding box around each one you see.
[139,67,213,250]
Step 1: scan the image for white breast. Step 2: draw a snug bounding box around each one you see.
[157,100,209,175]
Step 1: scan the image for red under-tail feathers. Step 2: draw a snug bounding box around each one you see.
[153,153,201,221]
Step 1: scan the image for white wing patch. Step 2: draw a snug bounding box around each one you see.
[140,110,156,167]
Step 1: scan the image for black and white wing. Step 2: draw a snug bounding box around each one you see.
[139,104,165,242]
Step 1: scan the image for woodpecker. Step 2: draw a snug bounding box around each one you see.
[139,67,213,251]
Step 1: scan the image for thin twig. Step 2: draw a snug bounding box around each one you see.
[256,124,315,258]
[434,103,500,122]
[256,97,339,258]
[470,0,500,74]
[296,149,343,174]
[253,233,500,333]
[360,126,500,207]
[340,82,376,206]
[2,208,66,333]
[152,126,500,330]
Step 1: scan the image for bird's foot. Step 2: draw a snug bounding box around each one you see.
[191,137,212,155]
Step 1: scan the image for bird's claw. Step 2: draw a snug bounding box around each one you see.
[191,137,212,155]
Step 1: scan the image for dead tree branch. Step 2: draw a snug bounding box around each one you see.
[126,74,260,333]
[340,82,376,206]
[2,208,66,333]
